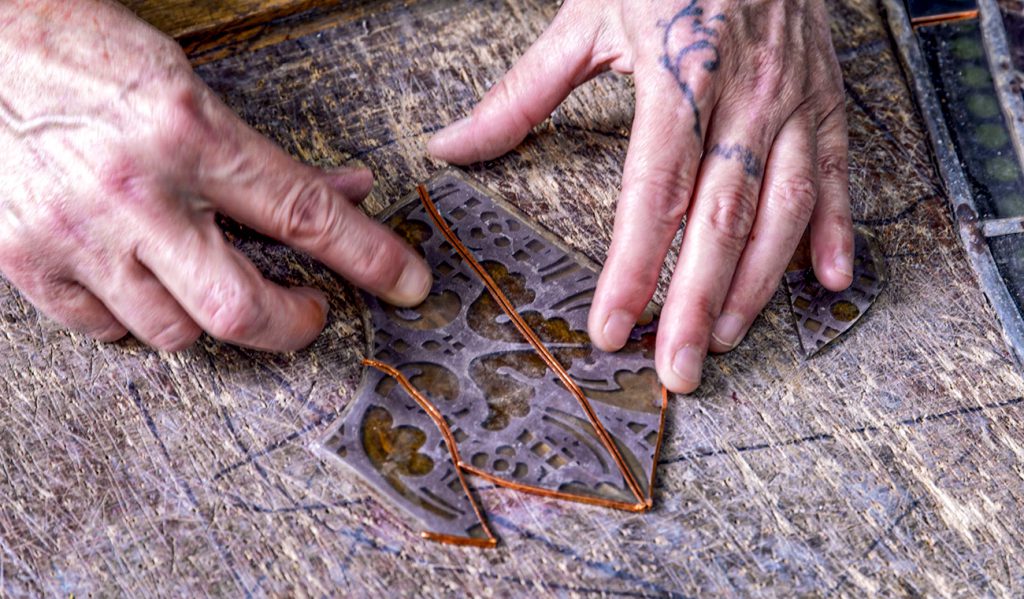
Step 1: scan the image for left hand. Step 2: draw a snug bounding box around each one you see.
[428,0,854,393]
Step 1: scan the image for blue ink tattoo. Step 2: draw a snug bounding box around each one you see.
[659,0,726,139]
[710,143,764,178]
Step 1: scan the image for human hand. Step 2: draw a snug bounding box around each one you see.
[0,0,431,352]
[428,0,853,392]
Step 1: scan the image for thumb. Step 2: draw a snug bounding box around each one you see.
[428,8,602,164]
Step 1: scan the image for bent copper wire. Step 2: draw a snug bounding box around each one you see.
[415,184,651,507]
[458,385,670,512]
[362,358,497,548]
[342,181,670,547]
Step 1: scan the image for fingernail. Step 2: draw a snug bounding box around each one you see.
[711,312,746,349]
[671,346,703,386]
[601,309,635,350]
[834,252,853,279]
[390,260,432,306]
[427,116,472,154]
[296,287,329,316]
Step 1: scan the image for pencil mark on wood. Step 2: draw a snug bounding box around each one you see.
[223,492,365,514]
[660,396,1024,464]
[212,411,337,480]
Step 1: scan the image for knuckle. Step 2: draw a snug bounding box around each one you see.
[201,283,265,342]
[638,166,693,229]
[686,292,720,330]
[154,81,213,152]
[276,180,338,244]
[821,90,846,113]
[98,153,149,201]
[729,46,789,115]
[0,240,23,273]
[489,78,524,122]
[817,151,847,181]
[483,77,533,146]
[347,234,403,291]
[749,46,786,98]
[1,255,44,293]
[150,31,192,67]
[822,210,853,236]
[702,187,756,246]
[685,71,716,108]
[769,174,817,223]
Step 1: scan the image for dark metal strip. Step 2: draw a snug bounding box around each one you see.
[884,0,1024,367]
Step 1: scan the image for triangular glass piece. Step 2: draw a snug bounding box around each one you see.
[785,227,887,357]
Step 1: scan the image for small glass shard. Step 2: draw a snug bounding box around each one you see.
[785,228,887,358]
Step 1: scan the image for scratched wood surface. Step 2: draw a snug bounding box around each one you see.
[3,0,1024,596]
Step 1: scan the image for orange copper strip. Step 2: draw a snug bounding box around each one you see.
[366,359,651,513]
[462,388,672,511]
[362,358,497,549]
[459,464,649,513]
[368,358,651,511]
[421,532,498,548]
[415,184,648,504]
[911,9,978,27]
[645,386,670,506]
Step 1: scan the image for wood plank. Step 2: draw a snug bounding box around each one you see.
[3,0,1024,595]
[121,0,337,50]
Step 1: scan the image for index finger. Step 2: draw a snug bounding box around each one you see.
[196,113,432,308]
[588,69,714,352]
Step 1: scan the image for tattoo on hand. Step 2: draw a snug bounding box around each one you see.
[659,0,725,139]
[710,143,763,178]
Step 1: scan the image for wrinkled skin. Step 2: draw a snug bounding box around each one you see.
[0,0,432,352]
[429,0,853,393]
[1,0,851,395]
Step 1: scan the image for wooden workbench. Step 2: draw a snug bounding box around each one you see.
[3,0,1023,595]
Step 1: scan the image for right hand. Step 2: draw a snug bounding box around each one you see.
[0,0,431,352]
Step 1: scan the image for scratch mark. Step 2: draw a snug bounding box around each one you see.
[128,382,253,598]
[211,410,337,481]
[827,498,923,595]
[490,515,694,598]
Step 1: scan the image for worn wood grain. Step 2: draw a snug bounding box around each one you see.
[3,0,1024,596]
[121,0,333,41]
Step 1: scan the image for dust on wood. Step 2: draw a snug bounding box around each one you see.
[2,0,1023,595]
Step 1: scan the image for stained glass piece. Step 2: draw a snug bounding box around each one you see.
[918,20,1024,219]
[785,228,887,357]
[317,171,668,546]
